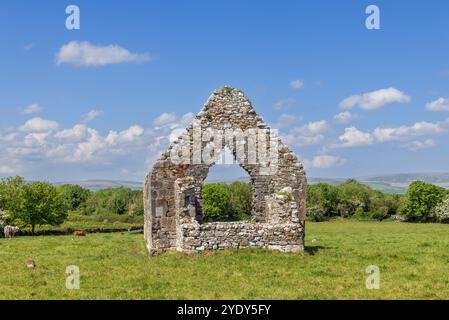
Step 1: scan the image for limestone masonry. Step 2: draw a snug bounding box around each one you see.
[144,87,307,254]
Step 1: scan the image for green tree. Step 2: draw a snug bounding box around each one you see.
[401,181,447,221]
[57,184,91,211]
[128,190,144,215]
[336,179,372,216]
[229,181,252,219]
[10,182,68,233]
[306,205,328,222]
[0,176,25,212]
[202,183,231,222]
[381,193,405,216]
[307,183,339,216]
[104,188,135,215]
[0,209,9,236]
[80,187,141,216]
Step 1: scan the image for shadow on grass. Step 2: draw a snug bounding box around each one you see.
[304,245,326,256]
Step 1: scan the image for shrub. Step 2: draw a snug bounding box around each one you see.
[336,199,358,217]
[400,181,447,221]
[201,182,252,222]
[370,206,390,221]
[229,181,252,219]
[202,183,231,222]
[128,197,144,216]
[307,180,406,220]
[337,180,372,216]
[57,184,90,211]
[0,209,8,237]
[433,197,449,223]
[306,205,328,222]
[80,188,143,216]
[307,183,339,216]
[352,208,371,220]
[0,209,9,225]
[68,213,143,224]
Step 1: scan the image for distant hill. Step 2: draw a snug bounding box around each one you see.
[309,172,449,194]
[205,176,251,184]
[55,172,449,194]
[54,179,143,191]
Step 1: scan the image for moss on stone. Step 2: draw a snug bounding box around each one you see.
[276,192,293,201]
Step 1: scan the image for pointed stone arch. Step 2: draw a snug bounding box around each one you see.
[144,87,307,254]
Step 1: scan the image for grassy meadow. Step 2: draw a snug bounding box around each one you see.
[1,220,449,300]
[31,213,144,232]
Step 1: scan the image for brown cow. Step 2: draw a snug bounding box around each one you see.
[73,230,86,237]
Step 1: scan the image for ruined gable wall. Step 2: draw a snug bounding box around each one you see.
[144,87,307,254]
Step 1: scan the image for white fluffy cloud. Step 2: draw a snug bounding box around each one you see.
[333,111,356,124]
[0,166,17,174]
[400,139,436,152]
[55,41,152,67]
[340,87,410,110]
[105,125,144,145]
[24,132,50,146]
[180,112,195,124]
[272,113,303,129]
[282,120,328,147]
[303,155,347,169]
[55,124,93,142]
[290,79,304,90]
[153,113,178,126]
[325,118,449,151]
[296,120,328,136]
[273,98,296,110]
[336,127,373,148]
[284,134,325,147]
[70,129,107,163]
[80,110,104,123]
[0,112,195,178]
[19,104,43,115]
[425,97,449,112]
[20,117,59,133]
[373,121,445,142]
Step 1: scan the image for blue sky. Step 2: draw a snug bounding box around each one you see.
[1,0,449,182]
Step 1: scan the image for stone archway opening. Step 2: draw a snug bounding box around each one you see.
[201,147,253,223]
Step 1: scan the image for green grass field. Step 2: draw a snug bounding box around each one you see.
[1,220,449,299]
[23,214,144,232]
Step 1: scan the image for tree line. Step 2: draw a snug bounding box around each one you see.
[201,181,252,222]
[0,176,143,233]
[1,176,449,234]
[203,179,449,223]
[307,179,449,222]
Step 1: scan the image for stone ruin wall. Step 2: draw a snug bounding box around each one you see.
[144,87,307,255]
